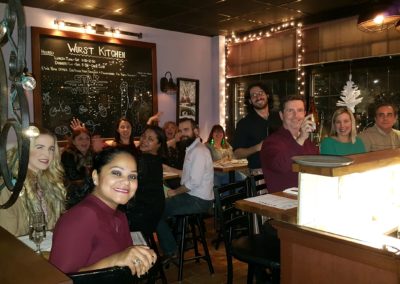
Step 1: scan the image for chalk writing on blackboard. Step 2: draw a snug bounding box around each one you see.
[32,27,157,140]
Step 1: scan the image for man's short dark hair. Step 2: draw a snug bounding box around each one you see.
[280,94,306,112]
[244,82,271,112]
[374,101,398,116]
[178,117,198,129]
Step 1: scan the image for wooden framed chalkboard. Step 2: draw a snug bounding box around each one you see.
[31,27,157,140]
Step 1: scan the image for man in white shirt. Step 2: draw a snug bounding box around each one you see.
[359,102,400,152]
[157,118,214,259]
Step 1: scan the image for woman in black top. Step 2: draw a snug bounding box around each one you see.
[126,125,167,238]
[105,117,138,155]
[62,128,94,202]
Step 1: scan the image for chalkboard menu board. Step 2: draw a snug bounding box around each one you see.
[31,27,157,140]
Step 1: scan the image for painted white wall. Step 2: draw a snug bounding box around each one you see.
[0,4,220,141]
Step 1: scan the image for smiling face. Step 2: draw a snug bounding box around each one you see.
[334,112,352,140]
[375,105,397,133]
[248,86,268,110]
[280,99,306,134]
[73,132,91,154]
[178,120,196,141]
[139,128,160,155]
[28,134,55,173]
[212,127,224,145]
[92,152,138,209]
[163,122,177,141]
[117,120,132,143]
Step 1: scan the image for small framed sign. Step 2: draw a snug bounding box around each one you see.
[176,78,199,123]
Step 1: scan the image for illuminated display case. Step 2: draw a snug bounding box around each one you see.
[295,149,400,251]
[273,149,400,284]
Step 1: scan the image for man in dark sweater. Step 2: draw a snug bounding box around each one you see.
[232,82,281,174]
[260,94,319,193]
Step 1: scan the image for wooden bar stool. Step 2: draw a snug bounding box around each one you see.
[175,213,214,282]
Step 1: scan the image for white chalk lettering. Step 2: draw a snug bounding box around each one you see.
[67,43,94,55]
[98,46,125,58]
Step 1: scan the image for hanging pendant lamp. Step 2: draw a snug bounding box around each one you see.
[357,4,400,32]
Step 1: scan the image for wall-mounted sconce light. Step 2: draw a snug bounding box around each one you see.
[357,4,400,32]
[54,19,142,39]
[160,71,177,94]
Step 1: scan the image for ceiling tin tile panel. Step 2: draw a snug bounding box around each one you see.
[3,0,370,36]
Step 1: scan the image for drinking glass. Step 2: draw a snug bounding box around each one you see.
[29,212,46,254]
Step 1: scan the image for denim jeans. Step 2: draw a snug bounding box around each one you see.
[213,171,247,187]
[156,193,213,256]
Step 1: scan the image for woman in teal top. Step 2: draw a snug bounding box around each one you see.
[320,107,366,155]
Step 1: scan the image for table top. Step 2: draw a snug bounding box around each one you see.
[235,192,298,224]
[0,227,71,284]
[292,148,400,177]
[213,159,248,172]
[163,171,179,180]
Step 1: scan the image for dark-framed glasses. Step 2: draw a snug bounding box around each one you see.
[250,90,266,98]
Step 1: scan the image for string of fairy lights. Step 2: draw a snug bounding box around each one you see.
[223,21,305,123]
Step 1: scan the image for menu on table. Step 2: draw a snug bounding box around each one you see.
[244,194,298,210]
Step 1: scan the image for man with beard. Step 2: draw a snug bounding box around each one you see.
[260,94,319,193]
[232,82,281,174]
[157,118,214,261]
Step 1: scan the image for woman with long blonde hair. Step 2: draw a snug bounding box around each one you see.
[320,107,366,155]
[0,127,66,236]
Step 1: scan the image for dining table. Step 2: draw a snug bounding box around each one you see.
[163,171,179,180]
[213,159,248,183]
[234,191,298,224]
[0,227,71,284]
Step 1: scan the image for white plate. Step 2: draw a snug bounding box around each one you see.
[292,155,354,167]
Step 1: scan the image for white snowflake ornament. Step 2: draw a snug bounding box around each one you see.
[336,74,363,113]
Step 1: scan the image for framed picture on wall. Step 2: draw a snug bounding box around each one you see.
[176,78,199,123]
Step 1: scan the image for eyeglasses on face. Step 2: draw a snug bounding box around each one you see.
[249,90,266,98]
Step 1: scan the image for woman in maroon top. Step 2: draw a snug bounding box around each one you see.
[50,147,156,276]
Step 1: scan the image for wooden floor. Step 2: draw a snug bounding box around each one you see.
[160,216,249,284]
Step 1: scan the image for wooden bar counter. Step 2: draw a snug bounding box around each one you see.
[0,226,71,284]
[288,149,400,283]
[292,148,400,176]
[273,221,400,284]
[237,149,400,283]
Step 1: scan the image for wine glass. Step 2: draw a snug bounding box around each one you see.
[29,212,46,254]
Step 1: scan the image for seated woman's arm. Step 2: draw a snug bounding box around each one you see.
[50,205,156,276]
[162,164,182,177]
[79,245,155,277]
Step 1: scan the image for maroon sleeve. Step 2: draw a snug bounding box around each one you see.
[49,206,97,273]
[261,133,294,174]
[304,139,320,155]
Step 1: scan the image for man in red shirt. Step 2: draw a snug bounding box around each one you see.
[260,95,319,193]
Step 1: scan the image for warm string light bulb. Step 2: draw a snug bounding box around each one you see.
[296,24,305,96]
[225,20,301,45]
[225,20,305,96]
